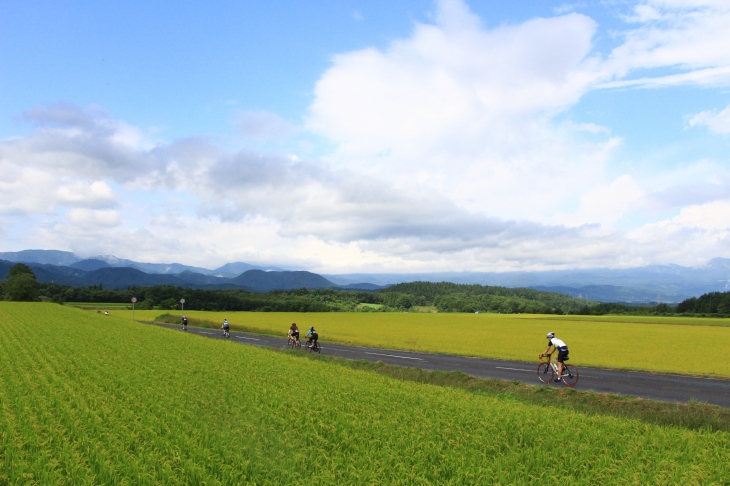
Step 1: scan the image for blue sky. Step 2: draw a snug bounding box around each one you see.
[1,0,729,273]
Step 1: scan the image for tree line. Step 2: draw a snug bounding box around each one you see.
[3,263,730,316]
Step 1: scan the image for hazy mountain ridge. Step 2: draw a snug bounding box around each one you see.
[0,260,338,293]
[324,259,730,303]
[0,250,278,277]
[2,250,730,301]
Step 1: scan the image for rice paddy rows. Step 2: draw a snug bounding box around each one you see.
[1,303,728,484]
[146,310,730,377]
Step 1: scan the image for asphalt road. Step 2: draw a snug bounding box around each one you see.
[158,323,730,409]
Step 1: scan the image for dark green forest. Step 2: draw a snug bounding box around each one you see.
[4,263,729,316]
[675,292,730,315]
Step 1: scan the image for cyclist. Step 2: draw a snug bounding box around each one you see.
[222,318,230,337]
[305,326,319,348]
[289,322,300,345]
[540,332,569,382]
[181,315,188,331]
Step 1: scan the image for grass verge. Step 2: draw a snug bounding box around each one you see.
[287,350,730,434]
[158,313,730,432]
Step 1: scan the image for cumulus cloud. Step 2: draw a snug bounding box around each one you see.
[639,160,730,212]
[2,0,730,272]
[56,181,117,208]
[308,6,600,157]
[66,208,121,228]
[306,0,614,227]
[627,200,730,265]
[689,104,730,134]
[554,175,646,230]
[4,99,617,271]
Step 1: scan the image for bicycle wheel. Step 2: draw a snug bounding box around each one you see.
[561,364,579,386]
[537,362,554,384]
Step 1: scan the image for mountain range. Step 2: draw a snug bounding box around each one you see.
[0,250,373,293]
[2,249,730,303]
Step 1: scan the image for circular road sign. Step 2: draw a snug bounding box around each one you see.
[180,299,185,304]
[131,297,137,303]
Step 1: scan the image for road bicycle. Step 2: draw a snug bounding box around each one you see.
[308,340,321,353]
[537,354,578,386]
[222,328,230,339]
[287,336,301,349]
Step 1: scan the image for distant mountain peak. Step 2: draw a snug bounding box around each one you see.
[93,254,125,265]
[70,259,112,272]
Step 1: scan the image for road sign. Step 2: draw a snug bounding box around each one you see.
[131,296,137,321]
[180,299,185,304]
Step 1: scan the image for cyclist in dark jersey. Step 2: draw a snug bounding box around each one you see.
[305,326,319,348]
[222,319,230,337]
[289,322,300,345]
[541,332,569,382]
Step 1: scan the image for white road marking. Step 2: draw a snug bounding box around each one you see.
[496,366,533,372]
[365,352,424,361]
[235,336,261,341]
[200,332,214,335]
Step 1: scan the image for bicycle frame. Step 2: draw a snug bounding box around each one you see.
[537,354,578,386]
[287,337,300,348]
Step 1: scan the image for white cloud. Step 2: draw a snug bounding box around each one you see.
[627,200,730,265]
[689,104,730,134]
[672,200,730,231]
[2,0,730,272]
[554,174,645,230]
[66,208,121,228]
[308,7,600,158]
[306,1,614,225]
[604,0,730,87]
[640,159,730,211]
[56,181,117,208]
[234,110,300,140]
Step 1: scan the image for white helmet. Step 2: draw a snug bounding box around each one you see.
[546,332,555,339]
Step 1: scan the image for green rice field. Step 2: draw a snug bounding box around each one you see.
[137,309,730,378]
[1,302,728,484]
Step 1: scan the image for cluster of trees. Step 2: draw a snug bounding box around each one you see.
[38,283,375,312]
[6,263,730,316]
[31,279,590,314]
[382,282,585,314]
[675,292,730,315]
[1,263,40,301]
[571,302,675,316]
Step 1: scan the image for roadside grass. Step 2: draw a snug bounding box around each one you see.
[151,311,730,378]
[294,353,730,434]
[1,302,728,484]
[160,312,730,432]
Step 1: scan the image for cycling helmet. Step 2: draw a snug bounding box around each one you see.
[310,326,314,330]
[546,332,554,339]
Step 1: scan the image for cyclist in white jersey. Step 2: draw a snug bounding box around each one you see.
[540,332,569,382]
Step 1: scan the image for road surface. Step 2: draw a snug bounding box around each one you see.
[158,322,730,408]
